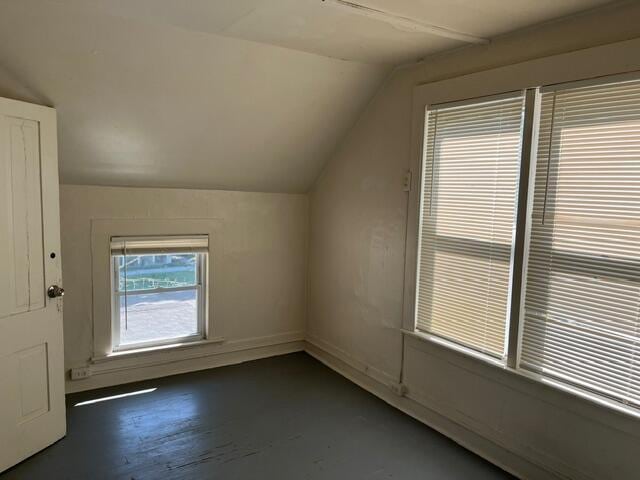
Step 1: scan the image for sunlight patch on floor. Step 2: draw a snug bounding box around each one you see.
[74,388,157,407]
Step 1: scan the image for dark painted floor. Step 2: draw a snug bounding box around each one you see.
[2,352,514,480]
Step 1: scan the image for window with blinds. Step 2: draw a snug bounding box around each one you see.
[110,235,208,351]
[415,94,525,358]
[413,74,640,411]
[521,78,640,408]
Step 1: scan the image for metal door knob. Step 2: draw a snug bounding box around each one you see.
[47,285,65,298]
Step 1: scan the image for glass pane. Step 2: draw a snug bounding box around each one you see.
[116,253,198,291]
[118,289,199,346]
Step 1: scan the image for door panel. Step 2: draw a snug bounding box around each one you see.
[17,343,50,422]
[0,97,65,473]
[2,117,45,317]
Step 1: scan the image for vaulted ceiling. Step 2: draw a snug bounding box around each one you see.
[0,0,617,192]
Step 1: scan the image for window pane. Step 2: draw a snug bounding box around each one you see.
[416,95,524,358]
[521,79,640,407]
[110,242,207,350]
[117,253,198,291]
[118,289,199,346]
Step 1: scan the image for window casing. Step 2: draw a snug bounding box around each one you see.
[110,235,208,352]
[413,74,640,412]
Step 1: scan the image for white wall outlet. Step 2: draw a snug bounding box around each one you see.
[70,366,92,380]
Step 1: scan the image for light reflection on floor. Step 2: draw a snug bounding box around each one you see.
[74,388,158,406]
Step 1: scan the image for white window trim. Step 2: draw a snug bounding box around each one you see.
[90,218,221,361]
[402,38,640,420]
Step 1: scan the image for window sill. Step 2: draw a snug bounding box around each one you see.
[91,336,226,365]
[402,329,507,369]
[401,328,640,424]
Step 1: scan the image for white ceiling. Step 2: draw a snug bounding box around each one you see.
[0,0,387,192]
[0,0,617,192]
[52,0,615,64]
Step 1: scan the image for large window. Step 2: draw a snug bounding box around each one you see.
[416,93,525,358]
[521,79,640,407]
[414,75,640,411]
[110,235,208,351]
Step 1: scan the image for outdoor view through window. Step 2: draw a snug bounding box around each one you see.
[112,250,205,349]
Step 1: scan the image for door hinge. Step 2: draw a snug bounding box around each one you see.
[403,170,412,192]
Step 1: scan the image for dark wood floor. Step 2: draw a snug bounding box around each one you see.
[1,352,513,479]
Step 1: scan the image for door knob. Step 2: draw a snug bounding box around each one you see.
[47,285,65,298]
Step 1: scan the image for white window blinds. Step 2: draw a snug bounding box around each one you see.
[416,94,525,357]
[521,78,640,407]
[110,235,209,255]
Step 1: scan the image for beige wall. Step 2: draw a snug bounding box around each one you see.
[61,185,307,390]
[55,2,640,476]
[307,3,640,479]
[308,1,640,385]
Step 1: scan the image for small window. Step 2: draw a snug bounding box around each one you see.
[110,235,208,351]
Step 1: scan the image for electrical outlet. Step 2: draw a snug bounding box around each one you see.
[70,366,92,380]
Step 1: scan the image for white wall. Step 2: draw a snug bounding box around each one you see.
[61,185,307,391]
[307,4,640,479]
[54,2,640,476]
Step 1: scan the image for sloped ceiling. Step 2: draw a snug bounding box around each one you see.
[0,0,616,192]
[55,0,616,64]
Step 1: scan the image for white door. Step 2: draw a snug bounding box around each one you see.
[0,97,65,472]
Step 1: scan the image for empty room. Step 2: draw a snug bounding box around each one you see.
[1,1,639,478]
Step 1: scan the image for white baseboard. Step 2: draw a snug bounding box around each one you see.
[305,335,405,393]
[304,340,560,480]
[66,332,305,393]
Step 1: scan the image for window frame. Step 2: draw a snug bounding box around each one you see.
[404,66,640,418]
[110,247,208,352]
[412,88,539,365]
[518,77,640,408]
[414,90,529,360]
[90,218,220,362]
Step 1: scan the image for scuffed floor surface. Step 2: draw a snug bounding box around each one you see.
[1,353,514,479]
